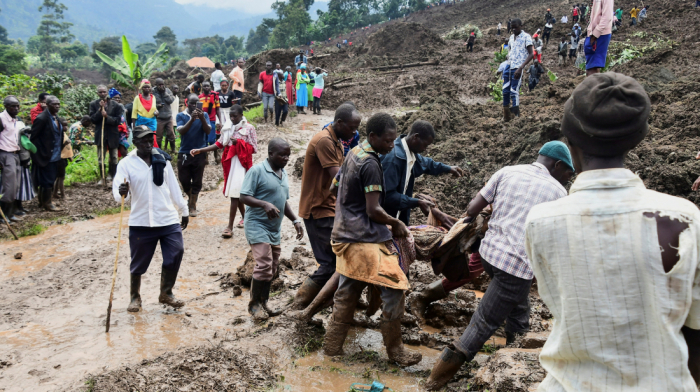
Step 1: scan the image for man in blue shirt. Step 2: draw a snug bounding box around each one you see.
[294,50,307,70]
[240,137,304,321]
[176,94,211,217]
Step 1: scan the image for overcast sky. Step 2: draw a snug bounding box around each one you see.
[175,0,327,15]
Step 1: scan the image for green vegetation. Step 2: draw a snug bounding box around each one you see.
[96,205,130,216]
[243,105,265,124]
[547,70,558,82]
[65,147,100,186]
[481,343,499,354]
[444,24,483,40]
[0,74,40,116]
[95,36,169,90]
[19,224,47,238]
[293,336,324,357]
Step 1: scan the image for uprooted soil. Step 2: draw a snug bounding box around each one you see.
[363,23,446,57]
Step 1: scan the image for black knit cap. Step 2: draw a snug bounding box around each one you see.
[562,72,650,156]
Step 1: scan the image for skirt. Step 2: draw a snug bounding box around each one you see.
[296,84,308,107]
[307,84,314,103]
[224,155,247,198]
[0,166,35,201]
[312,87,323,99]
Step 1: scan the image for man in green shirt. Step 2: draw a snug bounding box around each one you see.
[240,137,304,321]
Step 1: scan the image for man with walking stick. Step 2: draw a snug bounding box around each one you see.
[90,85,124,186]
[112,126,189,313]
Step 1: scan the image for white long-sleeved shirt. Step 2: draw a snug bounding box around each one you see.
[112,150,188,227]
[525,169,700,391]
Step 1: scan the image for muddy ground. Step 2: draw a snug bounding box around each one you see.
[3,0,699,390]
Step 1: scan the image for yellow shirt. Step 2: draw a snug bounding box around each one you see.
[630,7,639,18]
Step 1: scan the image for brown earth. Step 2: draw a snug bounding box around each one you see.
[3,0,699,390]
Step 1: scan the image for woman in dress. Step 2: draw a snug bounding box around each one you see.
[295,64,310,114]
[189,105,258,238]
[131,79,158,132]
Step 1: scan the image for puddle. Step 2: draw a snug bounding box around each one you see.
[280,328,440,392]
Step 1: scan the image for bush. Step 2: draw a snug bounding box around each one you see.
[61,85,96,121]
[65,146,100,186]
[36,73,74,97]
[0,74,40,119]
[444,24,483,40]
[0,44,28,75]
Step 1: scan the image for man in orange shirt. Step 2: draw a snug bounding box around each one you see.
[229,58,246,105]
[290,104,361,310]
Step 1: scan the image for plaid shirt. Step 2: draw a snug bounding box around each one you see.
[478,162,566,279]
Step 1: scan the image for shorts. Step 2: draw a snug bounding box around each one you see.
[584,34,611,70]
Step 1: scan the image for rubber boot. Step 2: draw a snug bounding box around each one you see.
[157,137,164,151]
[249,278,270,321]
[127,274,142,312]
[261,280,283,317]
[109,162,117,182]
[510,105,520,118]
[1,201,16,223]
[506,331,526,345]
[264,111,268,123]
[380,318,422,366]
[158,267,185,308]
[425,347,468,390]
[188,192,199,217]
[290,277,323,310]
[408,279,448,323]
[323,317,351,356]
[503,106,512,122]
[42,187,59,211]
[14,200,26,216]
[269,109,274,122]
[280,112,288,125]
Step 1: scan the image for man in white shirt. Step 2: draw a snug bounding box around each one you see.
[503,19,534,122]
[113,126,189,313]
[210,62,226,92]
[526,73,700,390]
[0,96,23,223]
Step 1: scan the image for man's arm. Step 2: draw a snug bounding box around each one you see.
[682,326,700,385]
[417,154,463,177]
[366,191,409,238]
[514,45,535,79]
[89,101,102,123]
[216,107,224,125]
[202,116,212,135]
[240,194,281,219]
[177,113,194,136]
[284,202,304,240]
[112,162,130,203]
[103,102,123,126]
[462,193,489,223]
[162,89,175,105]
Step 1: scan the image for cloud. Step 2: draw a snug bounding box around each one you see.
[174,0,326,15]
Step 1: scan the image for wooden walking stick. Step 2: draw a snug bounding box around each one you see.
[106,178,127,333]
[0,203,19,240]
[100,118,106,188]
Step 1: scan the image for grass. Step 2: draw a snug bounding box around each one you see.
[65,147,101,186]
[244,105,265,124]
[294,336,324,357]
[95,205,130,217]
[84,378,96,392]
[481,343,499,354]
[18,224,47,238]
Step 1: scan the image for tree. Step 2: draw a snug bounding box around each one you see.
[0,25,9,45]
[92,36,121,62]
[36,0,74,58]
[0,45,27,75]
[135,42,158,56]
[246,22,273,54]
[224,35,244,52]
[154,27,178,53]
[95,35,169,90]
[269,0,313,49]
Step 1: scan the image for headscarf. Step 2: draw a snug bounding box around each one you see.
[109,88,121,99]
[139,79,151,89]
[300,63,307,69]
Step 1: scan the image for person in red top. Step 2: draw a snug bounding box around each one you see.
[30,93,49,124]
[199,81,223,163]
[572,4,579,23]
[258,61,276,123]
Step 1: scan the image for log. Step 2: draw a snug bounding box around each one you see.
[326,77,354,88]
[374,70,409,76]
[332,82,362,89]
[246,101,262,108]
[395,84,419,90]
[369,60,440,71]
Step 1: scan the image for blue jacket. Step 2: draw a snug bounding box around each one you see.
[380,136,452,225]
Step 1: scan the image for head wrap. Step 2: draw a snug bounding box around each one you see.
[300,63,307,69]
[538,141,575,172]
[139,79,151,89]
[562,72,650,157]
[108,88,121,98]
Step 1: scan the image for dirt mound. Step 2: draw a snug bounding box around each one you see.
[364,22,445,57]
[88,344,277,391]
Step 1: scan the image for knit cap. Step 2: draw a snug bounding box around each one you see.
[562,72,650,156]
[539,141,575,172]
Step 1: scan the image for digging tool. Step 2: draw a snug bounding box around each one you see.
[106,178,127,333]
[100,114,106,189]
[0,201,19,240]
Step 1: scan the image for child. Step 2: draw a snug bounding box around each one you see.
[558,37,569,66]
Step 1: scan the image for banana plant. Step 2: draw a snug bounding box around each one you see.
[95,35,169,89]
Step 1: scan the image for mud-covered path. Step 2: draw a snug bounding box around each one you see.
[0,114,337,391]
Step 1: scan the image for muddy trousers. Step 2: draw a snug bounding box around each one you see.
[128,223,184,275]
[454,259,531,360]
[332,275,404,323]
[275,101,288,125]
[251,243,282,282]
[177,152,206,195]
[156,118,175,147]
[97,146,119,178]
[304,217,336,286]
[0,150,20,203]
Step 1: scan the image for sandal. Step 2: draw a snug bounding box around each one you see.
[236,220,244,228]
[222,228,233,238]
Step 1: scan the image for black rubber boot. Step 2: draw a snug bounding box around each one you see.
[261,280,283,317]
[506,331,526,345]
[408,279,447,323]
[249,278,269,321]
[425,347,468,390]
[127,274,142,312]
[510,105,520,118]
[290,277,323,310]
[0,201,15,223]
[188,192,199,217]
[380,318,422,366]
[42,187,59,212]
[280,112,288,124]
[14,200,26,216]
[158,268,185,308]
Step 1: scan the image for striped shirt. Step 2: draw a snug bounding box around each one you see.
[526,168,700,391]
[479,162,566,279]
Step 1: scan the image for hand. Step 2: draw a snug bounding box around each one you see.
[263,202,280,219]
[216,123,222,131]
[514,68,523,79]
[460,216,475,225]
[695,151,700,160]
[238,82,242,87]
[693,177,700,191]
[417,199,435,217]
[119,182,129,197]
[192,108,203,118]
[154,110,159,116]
[230,137,238,145]
[590,35,598,51]
[181,216,189,230]
[390,219,410,238]
[190,149,200,157]
[450,166,465,178]
[101,110,107,118]
[99,100,106,108]
[294,222,304,240]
